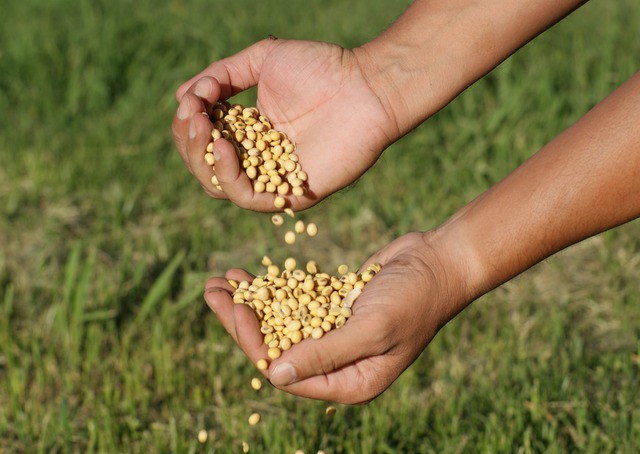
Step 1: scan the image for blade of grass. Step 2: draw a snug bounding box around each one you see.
[131,250,186,330]
[62,242,82,308]
[164,283,206,317]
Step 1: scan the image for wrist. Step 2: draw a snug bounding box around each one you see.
[352,4,501,136]
[352,32,463,138]
[416,222,487,325]
[353,0,587,138]
[433,204,497,303]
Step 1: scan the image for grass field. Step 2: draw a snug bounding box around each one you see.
[1,0,639,452]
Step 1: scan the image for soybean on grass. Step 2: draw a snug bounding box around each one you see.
[1,0,639,452]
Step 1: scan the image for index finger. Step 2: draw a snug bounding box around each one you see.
[175,38,279,102]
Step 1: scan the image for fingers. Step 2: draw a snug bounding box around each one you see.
[232,303,270,375]
[173,77,230,198]
[172,92,198,168]
[203,270,254,342]
[203,276,239,342]
[204,270,269,375]
[173,78,221,161]
[188,112,216,179]
[172,80,213,169]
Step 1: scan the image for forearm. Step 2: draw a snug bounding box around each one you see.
[445,72,640,298]
[355,0,588,135]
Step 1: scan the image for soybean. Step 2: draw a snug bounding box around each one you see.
[284,231,296,245]
[250,377,262,390]
[306,222,318,237]
[248,413,261,426]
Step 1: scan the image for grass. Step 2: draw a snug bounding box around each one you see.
[1,0,639,452]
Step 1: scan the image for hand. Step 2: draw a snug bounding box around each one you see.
[172,38,399,212]
[203,230,474,404]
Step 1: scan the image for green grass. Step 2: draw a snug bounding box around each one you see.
[1,0,639,452]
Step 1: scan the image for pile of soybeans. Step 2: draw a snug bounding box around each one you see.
[204,101,307,209]
[230,256,382,360]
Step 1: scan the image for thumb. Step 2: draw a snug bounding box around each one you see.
[266,313,396,403]
[212,139,280,211]
[268,314,384,387]
[175,38,279,101]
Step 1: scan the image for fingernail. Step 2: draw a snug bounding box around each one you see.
[205,300,215,314]
[195,78,212,98]
[177,96,191,120]
[204,288,223,313]
[189,119,197,139]
[270,363,297,386]
[213,142,221,161]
